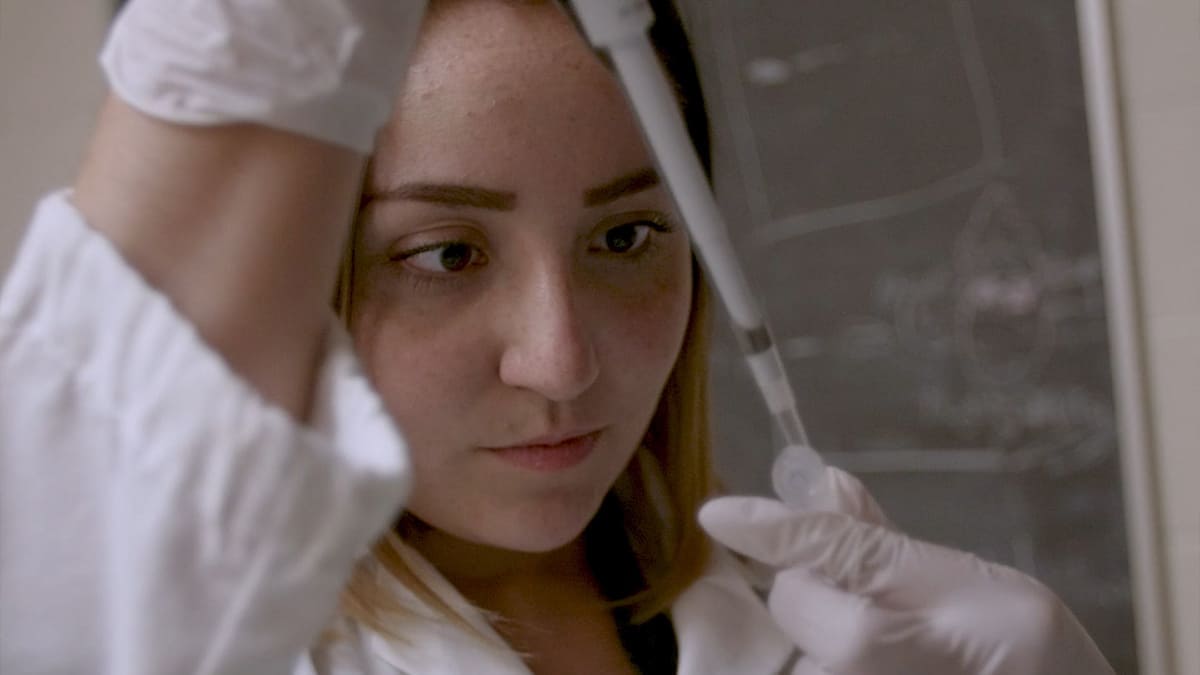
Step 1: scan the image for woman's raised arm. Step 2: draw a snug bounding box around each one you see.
[74,101,363,416]
[75,0,425,415]
[0,2,425,673]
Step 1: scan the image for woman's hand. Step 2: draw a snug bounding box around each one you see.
[103,0,428,152]
[698,468,1115,675]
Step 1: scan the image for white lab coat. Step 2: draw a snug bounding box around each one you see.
[0,192,796,674]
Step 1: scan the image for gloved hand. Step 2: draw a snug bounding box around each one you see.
[699,467,1115,675]
[101,0,428,152]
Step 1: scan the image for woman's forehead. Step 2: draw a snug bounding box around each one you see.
[400,0,624,127]
[371,0,650,197]
[413,0,590,74]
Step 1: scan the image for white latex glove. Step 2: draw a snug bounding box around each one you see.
[699,467,1115,675]
[101,0,427,152]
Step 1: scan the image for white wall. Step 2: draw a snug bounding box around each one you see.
[0,0,108,273]
[1110,1,1200,673]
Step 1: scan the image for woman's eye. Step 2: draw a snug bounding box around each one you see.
[603,223,649,253]
[590,218,670,255]
[395,242,486,274]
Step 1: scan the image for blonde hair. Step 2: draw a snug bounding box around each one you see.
[333,244,716,638]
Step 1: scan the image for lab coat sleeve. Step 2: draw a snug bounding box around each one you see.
[0,192,411,675]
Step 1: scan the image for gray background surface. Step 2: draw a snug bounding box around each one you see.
[682,1,1136,671]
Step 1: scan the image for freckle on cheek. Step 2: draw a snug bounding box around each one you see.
[624,291,690,355]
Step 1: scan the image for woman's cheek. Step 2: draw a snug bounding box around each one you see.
[351,299,479,434]
[598,253,694,363]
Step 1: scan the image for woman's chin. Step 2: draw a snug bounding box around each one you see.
[475,506,598,554]
[421,491,604,557]
[488,526,588,554]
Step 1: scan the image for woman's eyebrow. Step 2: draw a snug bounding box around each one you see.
[364,183,517,211]
[583,167,661,207]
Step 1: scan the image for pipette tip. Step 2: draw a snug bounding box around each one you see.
[772,444,832,510]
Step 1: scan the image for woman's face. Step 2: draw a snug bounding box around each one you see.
[350,0,694,554]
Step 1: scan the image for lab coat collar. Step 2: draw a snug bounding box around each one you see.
[364,542,795,674]
[364,540,532,675]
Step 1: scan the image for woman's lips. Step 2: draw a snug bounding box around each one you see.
[484,430,602,472]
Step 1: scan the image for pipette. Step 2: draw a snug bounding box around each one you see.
[568,0,831,509]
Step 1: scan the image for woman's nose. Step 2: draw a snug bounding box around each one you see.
[497,271,600,403]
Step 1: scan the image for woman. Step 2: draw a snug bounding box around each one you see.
[336,2,723,669]
[0,0,1114,673]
